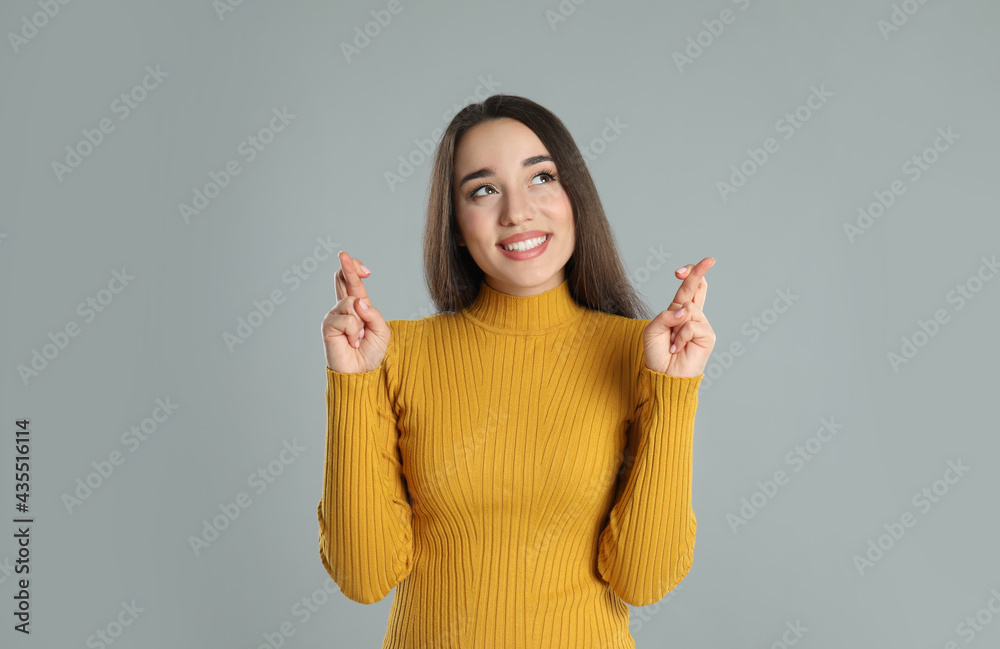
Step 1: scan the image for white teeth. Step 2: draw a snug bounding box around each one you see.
[500,235,547,252]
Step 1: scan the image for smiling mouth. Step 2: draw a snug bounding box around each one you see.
[497,234,550,252]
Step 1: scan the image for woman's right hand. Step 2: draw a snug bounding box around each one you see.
[321,251,390,374]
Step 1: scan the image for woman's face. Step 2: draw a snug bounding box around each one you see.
[452,117,575,297]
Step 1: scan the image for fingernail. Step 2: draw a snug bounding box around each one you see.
[360,264,371,274]
[670,344,677,353]
[674,308,686,318]
[676,267,687,274]
[358,299,368,310]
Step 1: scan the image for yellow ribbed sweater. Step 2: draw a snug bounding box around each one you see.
[318,278,703,648]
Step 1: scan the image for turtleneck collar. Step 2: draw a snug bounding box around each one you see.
[461,278,587,334]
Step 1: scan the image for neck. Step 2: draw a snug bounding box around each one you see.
[461,277,586,333]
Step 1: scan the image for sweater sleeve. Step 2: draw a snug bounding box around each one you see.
[317,325,414,604]
[596,364,703,607]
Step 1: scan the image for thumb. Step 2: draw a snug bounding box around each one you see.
[352,295,389,338]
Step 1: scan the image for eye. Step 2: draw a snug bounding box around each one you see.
[469,183,496,199]
[531,170,558,185]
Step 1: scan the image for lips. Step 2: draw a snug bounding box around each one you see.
[495,233,552,259]
[497,234,549,252]
[497,230,551,246]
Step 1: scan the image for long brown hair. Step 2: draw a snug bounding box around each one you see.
[423,94,651,320]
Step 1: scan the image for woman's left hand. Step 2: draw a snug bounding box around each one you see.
[642,257,717,378]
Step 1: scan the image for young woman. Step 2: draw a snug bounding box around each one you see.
[319,94,716,648]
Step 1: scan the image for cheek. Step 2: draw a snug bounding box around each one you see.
[547,191,574,223]
[456,212,491,247]
[538,187,571,213]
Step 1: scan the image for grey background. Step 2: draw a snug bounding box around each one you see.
[2,0,999,647]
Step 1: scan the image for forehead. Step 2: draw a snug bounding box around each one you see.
[453,118,549,172]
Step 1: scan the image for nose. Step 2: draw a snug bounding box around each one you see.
[500,185,535,227]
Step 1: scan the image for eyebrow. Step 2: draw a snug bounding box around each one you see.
[457,155,554,188]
